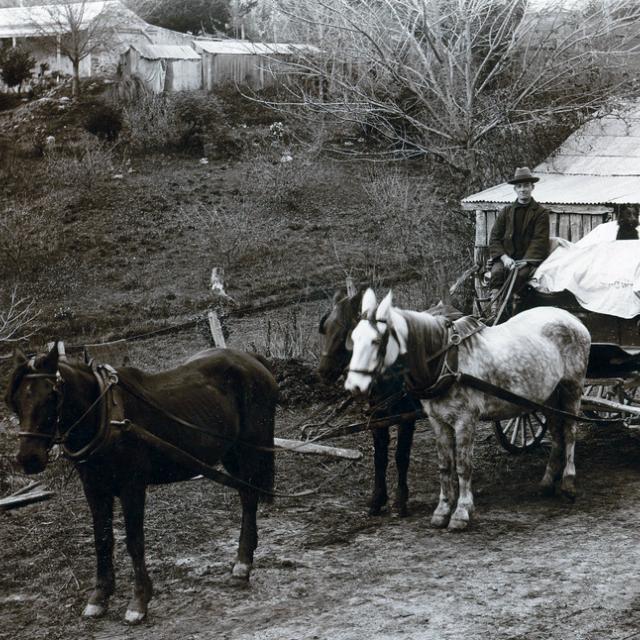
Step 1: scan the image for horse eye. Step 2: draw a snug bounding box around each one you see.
[372,337,381,347]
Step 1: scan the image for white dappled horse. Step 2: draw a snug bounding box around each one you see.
[345,289,591,531]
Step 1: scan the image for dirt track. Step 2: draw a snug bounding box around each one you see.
[3,407,640,640]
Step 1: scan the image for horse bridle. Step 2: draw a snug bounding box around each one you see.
[17,365,117,460]
[347,317,401,380]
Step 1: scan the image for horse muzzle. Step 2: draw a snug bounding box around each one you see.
[344,371,372,396]
[16,443,49,475]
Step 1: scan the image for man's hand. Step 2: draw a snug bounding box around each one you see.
[500,254,515,270]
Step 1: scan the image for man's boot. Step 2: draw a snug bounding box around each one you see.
[489,289,502,317]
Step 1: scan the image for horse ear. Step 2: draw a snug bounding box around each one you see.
[41,342,60,373]
[345,332,354,350]
[377,290,393,321]
[318,311,329,335]
[361,288,377,319]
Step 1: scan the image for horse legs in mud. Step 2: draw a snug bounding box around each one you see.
[120,484,153,625]
[369,422,415,517]
[448,420,476,530]
[540,382,580,500]
[223,447,263,584]
[81,477,116,618]
[232,489,259,584]
[430,419,458,529]
[369,427,390,516]
[394,421,415,517]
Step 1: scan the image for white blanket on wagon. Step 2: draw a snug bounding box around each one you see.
[529,221,640,319]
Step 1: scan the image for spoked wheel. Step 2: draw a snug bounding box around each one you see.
[494,412,548,454]
[584,380,639,426]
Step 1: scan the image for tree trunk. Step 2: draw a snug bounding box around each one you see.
[72,59,80,97]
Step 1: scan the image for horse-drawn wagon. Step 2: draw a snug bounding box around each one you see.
[490,278,640,454]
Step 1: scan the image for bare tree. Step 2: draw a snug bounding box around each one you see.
[0,288,40,347]
[30,0,125,97]
[259,0,640,186]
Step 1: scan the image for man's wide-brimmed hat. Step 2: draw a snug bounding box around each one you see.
[508,166,540,184]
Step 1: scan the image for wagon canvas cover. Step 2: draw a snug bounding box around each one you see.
[530,221,640,318]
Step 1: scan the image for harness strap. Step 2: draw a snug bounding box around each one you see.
[111,419,316,499]
[457,373,624,425]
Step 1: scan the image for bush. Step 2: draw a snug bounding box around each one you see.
[84,101,123,142]
[0,46,36,93]
[43,133,115,189]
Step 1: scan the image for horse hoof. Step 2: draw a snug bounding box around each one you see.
[230,561,251,586]
[395,504,409,518]
[539,482,555,497]
[124,609,147,625]
[368,504,385,516]
[560,478,577,502]
[430,514,449,528]
[83,603,107,618]
[448,517,469,531]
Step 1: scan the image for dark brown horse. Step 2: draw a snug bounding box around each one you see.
[5,344,277,624]
[318,288,462,517]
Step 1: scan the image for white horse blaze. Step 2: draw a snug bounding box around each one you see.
[344,321,381,394]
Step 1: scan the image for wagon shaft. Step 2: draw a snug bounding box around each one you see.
[580,395,640,417]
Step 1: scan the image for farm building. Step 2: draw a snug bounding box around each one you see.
[0,1,196,85]
[120,44,201,93]
[193,40,319,91]
[462,101,640,268]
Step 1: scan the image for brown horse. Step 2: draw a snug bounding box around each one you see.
[319,288,462,516]
[346,289,590,530]
[5,344,277,624]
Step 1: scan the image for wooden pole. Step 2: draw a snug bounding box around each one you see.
[207,310,226,348]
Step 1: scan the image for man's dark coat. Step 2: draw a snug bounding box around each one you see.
[489,198,550,264]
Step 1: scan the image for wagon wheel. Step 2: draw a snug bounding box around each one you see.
[584,381,639,425]
[494,412,548,454]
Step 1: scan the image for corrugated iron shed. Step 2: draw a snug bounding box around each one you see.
[194,40,320,55]
[462,100,640,206]
[128,44,200,60]
[0,1,126,38]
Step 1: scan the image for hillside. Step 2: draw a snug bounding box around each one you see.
[0,82,475,355]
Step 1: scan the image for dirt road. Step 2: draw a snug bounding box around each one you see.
[3,409,640,640]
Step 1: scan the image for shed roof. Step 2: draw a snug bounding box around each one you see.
[193,39,320,55]
[0,1,128,38]
[127,44,200,60]
[462,100,640,206]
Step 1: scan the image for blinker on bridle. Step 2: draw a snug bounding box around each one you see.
[16,370,63,445]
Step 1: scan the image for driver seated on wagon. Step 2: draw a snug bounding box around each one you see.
[488,166,550,315]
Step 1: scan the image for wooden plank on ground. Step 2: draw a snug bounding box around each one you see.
[273,437,362,460]
[0,488,55,511]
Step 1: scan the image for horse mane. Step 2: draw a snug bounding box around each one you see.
[396,310,449,390]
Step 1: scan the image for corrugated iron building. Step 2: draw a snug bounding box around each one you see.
[121,44,201,93]
[462,101,640,267]
[193,40,319,91]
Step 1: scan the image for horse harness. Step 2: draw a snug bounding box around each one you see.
[17,359,314,498]
[349,314,486,400]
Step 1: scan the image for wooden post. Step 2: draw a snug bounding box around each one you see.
[346,276,357,298]
[207,311,226,348]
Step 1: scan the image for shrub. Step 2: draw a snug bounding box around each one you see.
[43,133,115,189]
[0,46,36,93]
[84,102,123,142]
[0,202,62,280]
